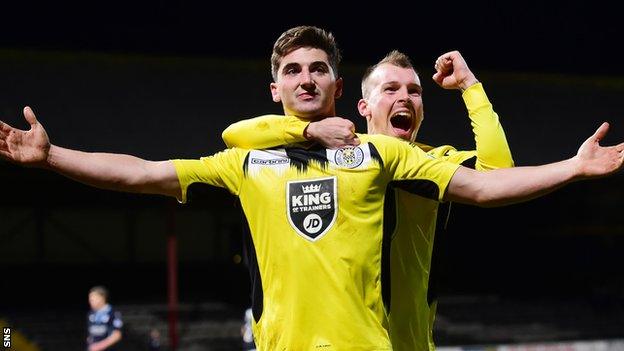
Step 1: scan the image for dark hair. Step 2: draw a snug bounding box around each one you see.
[271,26,341,81]
[361,50,417,98]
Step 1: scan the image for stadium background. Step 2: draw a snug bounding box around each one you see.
[1,1,623,350]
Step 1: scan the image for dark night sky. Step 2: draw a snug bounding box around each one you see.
[1,1,621,75]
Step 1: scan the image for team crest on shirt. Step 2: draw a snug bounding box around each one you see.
[333,146,364,168]
[286,177,337,241]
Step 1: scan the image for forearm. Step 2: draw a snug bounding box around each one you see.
[46,145,177,196]
[93,330,121,350]
[221,115,308,149]
[448,158,579,207]
[463,83,514,170]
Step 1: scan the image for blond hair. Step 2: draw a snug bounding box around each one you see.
[361,50,417,98]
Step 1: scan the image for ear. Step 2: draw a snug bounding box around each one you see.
[270,82,281,103]
[357,98,369,118]
[334,77,343,99]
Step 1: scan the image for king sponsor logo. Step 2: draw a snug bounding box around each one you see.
[287,177,337,241]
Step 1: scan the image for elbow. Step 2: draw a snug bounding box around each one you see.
[221,128,235,148]
[471,181,507,207]
[466,181,499,208]
[470,191,493,207]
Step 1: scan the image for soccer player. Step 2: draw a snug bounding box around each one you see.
[221,48,513,351]
[87,286,123,351]
[1,26,623,350]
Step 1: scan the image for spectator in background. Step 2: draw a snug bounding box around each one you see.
[241,308,256,351]
[147,328,161,351]
[87,286,123,351]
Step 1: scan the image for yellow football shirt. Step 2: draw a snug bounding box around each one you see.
[220,83,514,351]
[173,134,460,350]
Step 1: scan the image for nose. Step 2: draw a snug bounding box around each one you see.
[300,69,315,89]
[396,87,410,104]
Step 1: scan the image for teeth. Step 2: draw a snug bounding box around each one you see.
[391,112,411,119]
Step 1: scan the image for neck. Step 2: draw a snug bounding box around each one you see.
[284,107,336,121]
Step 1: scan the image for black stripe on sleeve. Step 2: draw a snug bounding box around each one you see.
[242,152,250,176]
[391,179,440,201]
[461,155,477,169]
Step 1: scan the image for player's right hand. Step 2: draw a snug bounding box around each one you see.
[0,106,51,166]
[304,117,360,149]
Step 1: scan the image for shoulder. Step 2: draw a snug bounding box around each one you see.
[427,145,461,157]
[358,134,414,152]
[427,146,476,165]
[358,133,400,144]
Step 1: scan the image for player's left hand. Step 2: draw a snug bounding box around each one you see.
[574,122,624,178]
[432,51,479,91]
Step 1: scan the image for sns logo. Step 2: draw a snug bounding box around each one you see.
[287,177,337,241]
[3,327,10,348]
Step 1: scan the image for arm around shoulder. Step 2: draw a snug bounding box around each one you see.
[221,114,309,149]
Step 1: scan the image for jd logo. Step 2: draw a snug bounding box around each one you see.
[287,177,337,241]
[303,214,322,234]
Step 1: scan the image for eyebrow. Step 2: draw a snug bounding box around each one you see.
[281,61,329,72]
[309,61,330,68]
[382,81,422,89]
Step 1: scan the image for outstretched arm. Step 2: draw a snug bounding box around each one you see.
[222,114,359,149]
[0,107,180,198]
[433,50,514,170]
[446,122,624,206]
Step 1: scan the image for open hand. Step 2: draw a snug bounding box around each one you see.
[0,106,51,166]
[575,122,624,178]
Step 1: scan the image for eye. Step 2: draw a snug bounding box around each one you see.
[384,86,397,93]
[311,63,329,74]
[314,67,327,74]
[408,85,422,96]
[283,65,300,75]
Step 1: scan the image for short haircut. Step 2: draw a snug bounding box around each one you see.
[361,50,417,98]
[89,286,109,301]
[271,25,341,81]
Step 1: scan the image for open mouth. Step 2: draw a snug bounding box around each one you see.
[390,112,413,132]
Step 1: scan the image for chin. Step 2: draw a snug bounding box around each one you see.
[392,130,411,141]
